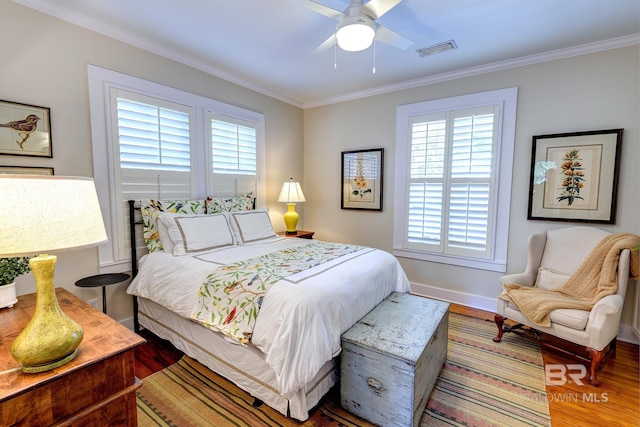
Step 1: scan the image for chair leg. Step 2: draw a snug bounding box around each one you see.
[610,338,617,359]
[587,347,604,387]
[493,314,504,343]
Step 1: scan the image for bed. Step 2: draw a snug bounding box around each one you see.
[126,197,410,421]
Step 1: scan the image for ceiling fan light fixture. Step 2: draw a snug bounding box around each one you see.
[336,15,375,52]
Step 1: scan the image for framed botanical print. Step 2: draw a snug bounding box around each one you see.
[0,100,52,157]
[341,148,383,211]
[527,129,623,224]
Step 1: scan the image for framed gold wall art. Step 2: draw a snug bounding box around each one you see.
[0,166,54,175]
[0,100,52,157]
[527,129,622,224]
[341,148,383,211]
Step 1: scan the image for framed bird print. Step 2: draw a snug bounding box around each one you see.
[0,100,52,157]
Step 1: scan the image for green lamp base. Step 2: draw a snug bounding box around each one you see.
[10,254,84,374]
[22,349,78,373]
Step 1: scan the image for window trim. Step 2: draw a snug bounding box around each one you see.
[393,87,518,272]
[88,65,266,272]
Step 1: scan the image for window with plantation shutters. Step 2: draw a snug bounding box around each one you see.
[117,98,191,172]
[88,65,265,271]
[113,91,194,202]
[394,88,518,272]
[209,114,258,197]
[108,89,195,264]
[211,115,257,176]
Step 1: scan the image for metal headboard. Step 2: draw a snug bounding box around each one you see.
[127,200,142,332]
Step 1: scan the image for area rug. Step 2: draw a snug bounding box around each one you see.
[137,313,551,427]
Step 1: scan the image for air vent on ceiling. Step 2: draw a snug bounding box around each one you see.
[416,40,458,57]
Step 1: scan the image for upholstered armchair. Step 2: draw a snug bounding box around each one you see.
[494,226,637,386]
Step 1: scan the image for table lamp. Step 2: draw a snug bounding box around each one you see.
[277,177,306,235]
[0,176,107,373]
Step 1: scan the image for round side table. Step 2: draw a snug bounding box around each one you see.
[75,273,130,314]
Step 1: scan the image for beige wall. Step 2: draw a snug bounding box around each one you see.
[2,2,638,338]
[303,46,640,336]
[1,2,304,322]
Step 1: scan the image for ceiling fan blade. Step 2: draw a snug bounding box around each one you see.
[375,25,413,50]
[313,33,337,54]
[294,0,343,20]
[361,0,402,19]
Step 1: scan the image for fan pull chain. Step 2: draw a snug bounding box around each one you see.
[372,41,376,74]
[334,39,338,69]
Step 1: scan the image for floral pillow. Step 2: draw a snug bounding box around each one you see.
[206,192,254,214]
[140,199,205,252]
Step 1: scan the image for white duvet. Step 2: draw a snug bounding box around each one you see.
[127,237,409,398]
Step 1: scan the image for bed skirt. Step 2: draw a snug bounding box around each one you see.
[136,297,337,421]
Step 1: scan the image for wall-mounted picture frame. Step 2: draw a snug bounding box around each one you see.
[0,166,54,175]
[527,128,623,224]
[0,100,52,158]
[341,148,383,211]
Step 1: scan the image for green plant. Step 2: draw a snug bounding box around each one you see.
[0,257,32,286]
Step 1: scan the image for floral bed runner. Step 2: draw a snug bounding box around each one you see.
[190,241,365,344]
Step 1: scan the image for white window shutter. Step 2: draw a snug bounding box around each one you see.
[403,106,498,259]
[446,107,497,257]
[210,114,258,197]
[113,90,193,201]
[110,89,194,261]
[407,182,443,246]
[393,88,517,272]
[89,65,269,270]
[211,116,257,175]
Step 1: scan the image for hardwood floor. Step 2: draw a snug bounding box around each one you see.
[134,329,183,379]
[134,305,640,427]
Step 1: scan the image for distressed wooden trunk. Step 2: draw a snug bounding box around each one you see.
[340,292,449,427]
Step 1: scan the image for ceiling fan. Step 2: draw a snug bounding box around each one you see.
[296,0,413,53]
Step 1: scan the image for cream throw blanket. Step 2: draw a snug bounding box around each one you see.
[501,233,640,327]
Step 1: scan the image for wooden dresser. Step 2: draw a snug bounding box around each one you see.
[0,288,145,426]
[341,292,450,427]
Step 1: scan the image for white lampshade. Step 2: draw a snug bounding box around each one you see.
[277,178,306,204]
[336,15,375,52]
[0,176,108,257]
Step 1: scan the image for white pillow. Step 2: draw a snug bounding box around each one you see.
[535,268,570,290]
[157,215,175,254]
[158,212,235,256]
[229,209,276,244]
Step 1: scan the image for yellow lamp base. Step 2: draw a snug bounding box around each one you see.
[283,203,299,234]
[10,254,84,373]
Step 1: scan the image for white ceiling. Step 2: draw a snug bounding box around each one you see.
[17,0,640,108]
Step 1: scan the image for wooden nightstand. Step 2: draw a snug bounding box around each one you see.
[277,230,315,239]
[0,288,145,426]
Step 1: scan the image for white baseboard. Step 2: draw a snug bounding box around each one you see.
[120,316,135,331]
[409,282,639,346]
[410,282,498,313]
[618,325,639,345]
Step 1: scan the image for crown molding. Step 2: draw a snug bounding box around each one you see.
[14,1,638,109]
[13,0,303,108]
[304,33,640,108]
